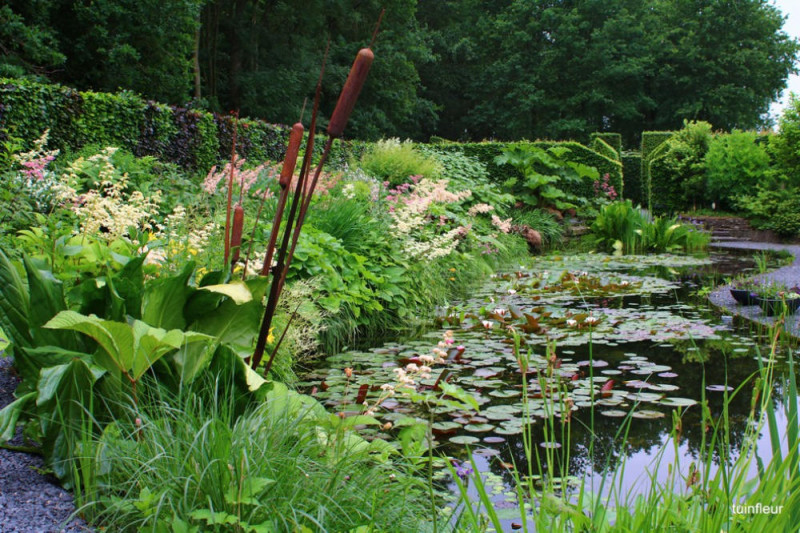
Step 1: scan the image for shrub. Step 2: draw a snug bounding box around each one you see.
[359,138,442,186]
[590,200,710,254]
[508,208,564,246]
[495,143,599,211]
[424,140,623,198]
[768,94,800,187]
[704,130,770,211]
[648,121,713,213]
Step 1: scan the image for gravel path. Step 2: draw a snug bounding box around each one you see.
[708,241,800,338]
[0,358,92,533]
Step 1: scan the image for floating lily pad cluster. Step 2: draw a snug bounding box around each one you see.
[300,252,753,456]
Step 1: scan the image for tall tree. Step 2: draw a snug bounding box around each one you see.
[418,0,799,145]
[200,0,435,139]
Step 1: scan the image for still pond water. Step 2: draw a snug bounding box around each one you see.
[300,250,798,523]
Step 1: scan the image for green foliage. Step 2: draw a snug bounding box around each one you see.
[590,200,710,254]
[418,0,799,144]
[508,208,564,246]
[359,138,442,186]
[495,144,599,210]
[704,130,770,211]
[736,186,800,235]
[590,133,622,156]
[648,120,713,213]
[85,382,428,532]
[589,136,619,162]
[0,78,295,173]
[621,150,644,206]
[0,5,65,79]
[768,94,800,188]
[418,146,515,213]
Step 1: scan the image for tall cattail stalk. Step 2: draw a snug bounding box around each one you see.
[223,112,239,269]
[251,25,380,373]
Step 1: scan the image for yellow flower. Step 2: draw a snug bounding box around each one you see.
[267,327,275,344]
[188,247,198,256]
[449,277,456,281]
[449,268,456,272]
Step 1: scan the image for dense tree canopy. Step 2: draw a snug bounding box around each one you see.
[1,0,798,144]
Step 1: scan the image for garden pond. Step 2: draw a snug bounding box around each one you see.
[298,250,799,524]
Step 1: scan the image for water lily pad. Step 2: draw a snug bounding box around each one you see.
[450,435,481,445]
[659,397,698,408]
[706,385,733,392]
[483,436,506,444]
[433,421,462,431]
[658,372,678,378]
[627,392,664,402]
[600,409,629,418]
[465,423,496,433]
[631,410,666,419]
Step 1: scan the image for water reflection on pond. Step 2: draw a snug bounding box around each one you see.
[300,250,798,521]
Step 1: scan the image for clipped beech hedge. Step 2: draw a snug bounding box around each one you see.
[0,79,359,173]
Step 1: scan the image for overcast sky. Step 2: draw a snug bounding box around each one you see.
[768,0,800,121]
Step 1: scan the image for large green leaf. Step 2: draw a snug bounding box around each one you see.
[0,391,36,441]
[0,250,31,354]
[36,359,106,485]
[44,311,134,375]
[46,311,211,381]
[12,346,95,393]
[189,278,269,359]
[23,257,81,351]
[142,261,195,330]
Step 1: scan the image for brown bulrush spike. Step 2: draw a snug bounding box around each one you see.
[261,122,305,276]
[223,112,239,269]
[280,122,305,187]
[327,48,374,138]
[230,204,244,266]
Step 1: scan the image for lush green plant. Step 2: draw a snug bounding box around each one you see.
[359,138,442,186]
[590,200,710,254]
[648,120,713,212]
[736,185,800,235]
[704,130,770,211]
[495,144,599,211]
[419,146,515,213]
[508,208,564,246]
[768,94,800,187]
[81,380,430,532]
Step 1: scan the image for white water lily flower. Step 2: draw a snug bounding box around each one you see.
[566,319,577,327]
[507,289,517,295]
[481,320,495,329]
[585,316,599,324]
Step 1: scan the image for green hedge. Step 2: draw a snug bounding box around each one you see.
[0,78,300,172]
[640,131,674,210]
[590,132,622,158]
[426,140,623,200]
[621,150,644,206]
[590,137,619,162]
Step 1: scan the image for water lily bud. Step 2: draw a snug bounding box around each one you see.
[280,122,304,187]
[327,48,374,138]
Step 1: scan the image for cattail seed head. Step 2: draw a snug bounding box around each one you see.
[230,204,245,264]
[328,48,374,138]
[280,122,304,187]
